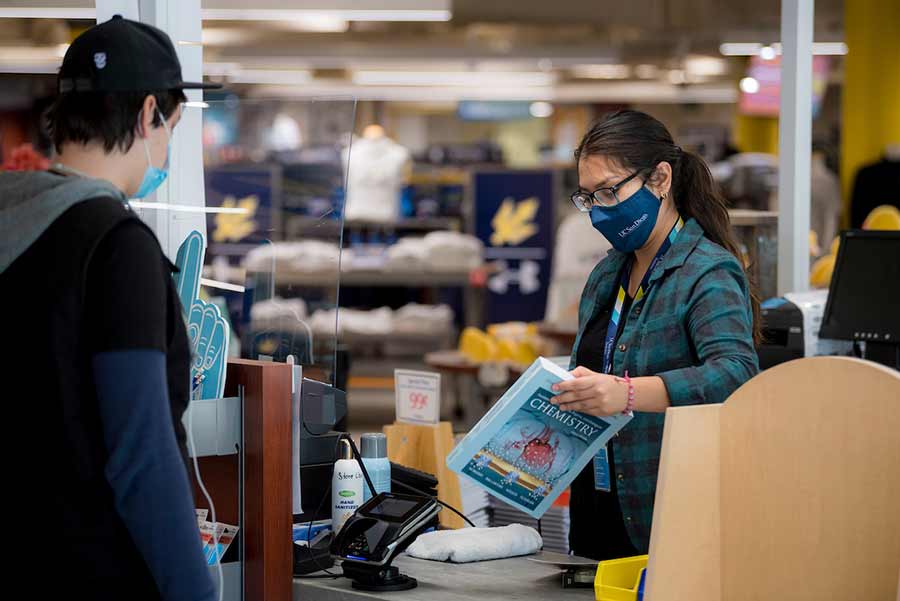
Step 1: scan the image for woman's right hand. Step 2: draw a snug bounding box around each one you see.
[550,366,629,417]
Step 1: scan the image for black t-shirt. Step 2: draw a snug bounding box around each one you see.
[85,218,192,461]
[568,291,639,560]
[2,197,191,599]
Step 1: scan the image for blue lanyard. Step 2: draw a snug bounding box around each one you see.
[601,216,684,375]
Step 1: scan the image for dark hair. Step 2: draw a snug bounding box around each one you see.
[46,89,186,155]
[575,109,761,346]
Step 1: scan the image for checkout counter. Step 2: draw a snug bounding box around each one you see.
[195,230,900,601]
[292,352,900,601]
[295,553,595,601]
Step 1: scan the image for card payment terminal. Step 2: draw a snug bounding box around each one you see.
[331,492,441,591]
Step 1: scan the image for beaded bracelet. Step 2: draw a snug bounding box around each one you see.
[622,370,635,414]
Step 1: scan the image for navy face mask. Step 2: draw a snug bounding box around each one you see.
[589,185,661,252]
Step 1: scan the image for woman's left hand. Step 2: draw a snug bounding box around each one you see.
[550,366,628,416]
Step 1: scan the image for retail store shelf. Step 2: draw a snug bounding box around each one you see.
[340,330,455,344]
[207,265,474,287]
[352,217,463,231]
[728,209,778,226]
[183,396,241,458]
[537,321,578,347]
[288,216,463,236]
[254,268,473,287]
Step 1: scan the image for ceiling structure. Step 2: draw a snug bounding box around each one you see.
[0,0,845,103]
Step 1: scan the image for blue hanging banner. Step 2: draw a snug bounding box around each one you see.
[473,170,555,324]
[204,165,279,261]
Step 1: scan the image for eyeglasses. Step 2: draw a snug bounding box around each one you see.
[570,169,647,212]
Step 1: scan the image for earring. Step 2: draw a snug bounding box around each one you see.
[661,192,668,201]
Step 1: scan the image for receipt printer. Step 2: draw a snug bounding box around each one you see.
[331,492,441,591]
[758,290,852,370]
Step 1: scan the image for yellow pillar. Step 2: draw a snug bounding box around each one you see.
[734,114,779,155]
[841,0,900,224]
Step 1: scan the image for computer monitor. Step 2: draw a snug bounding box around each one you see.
[819,230,900,370]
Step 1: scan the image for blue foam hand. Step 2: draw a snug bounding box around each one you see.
[178,230,229,401]
[174,231,204,318]
[188,300,229,401]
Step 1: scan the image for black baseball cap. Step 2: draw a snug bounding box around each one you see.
[58,15,220,93]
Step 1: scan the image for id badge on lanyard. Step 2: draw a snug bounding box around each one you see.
[593,215,683,492]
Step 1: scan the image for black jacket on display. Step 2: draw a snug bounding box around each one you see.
[850,158,900,228]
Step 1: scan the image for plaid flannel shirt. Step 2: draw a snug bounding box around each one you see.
[569,217,758,552]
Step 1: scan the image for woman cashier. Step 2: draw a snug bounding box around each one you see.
[552,110,760,560]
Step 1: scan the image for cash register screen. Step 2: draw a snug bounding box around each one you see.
[820,230,900,340]
[366,497,422,521]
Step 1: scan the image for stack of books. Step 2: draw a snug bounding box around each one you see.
[489,493,571,554]
[459,470,492,528]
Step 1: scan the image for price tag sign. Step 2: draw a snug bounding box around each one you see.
[394,369,441,425]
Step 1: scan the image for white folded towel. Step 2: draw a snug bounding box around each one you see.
[405,524,542,563]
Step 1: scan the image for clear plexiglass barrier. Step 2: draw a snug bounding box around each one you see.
[127,96,357,600]
[131,97,357,389]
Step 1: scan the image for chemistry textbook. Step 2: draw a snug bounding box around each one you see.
[447,357,632,518]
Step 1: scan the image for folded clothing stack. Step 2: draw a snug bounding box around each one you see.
[422,231,484,272]
[310,306,394,337]
[241,233,482,275]
[309,303,454,339]
[392,303,454,337]
[385,237,429,271]
[244,240,341,273]
[250,297,310,334]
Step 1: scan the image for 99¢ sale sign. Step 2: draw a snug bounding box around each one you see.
[394,370,441,425]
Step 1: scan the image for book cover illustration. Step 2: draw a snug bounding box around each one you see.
[448,357,631,518]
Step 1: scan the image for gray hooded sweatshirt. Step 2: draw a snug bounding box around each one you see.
[0,170,128,273]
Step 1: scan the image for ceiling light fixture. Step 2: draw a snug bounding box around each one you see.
[719,42,848,56]
[0,3,450,23]
[0,8,94,19]
[199,9,450,22]
[278,15,350,32]
[228,69,313,85]
[529,102,554,118]
[634,64,658,79]
[684,55,727,77]
[571,64,631,79]
[809,42,849,55]
[352,71,556,87]
[739,76,760,94]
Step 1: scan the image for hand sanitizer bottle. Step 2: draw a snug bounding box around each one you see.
[332,438,363,535]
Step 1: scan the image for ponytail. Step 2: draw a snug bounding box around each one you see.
[576,109,762,346]
[673,151,762,346]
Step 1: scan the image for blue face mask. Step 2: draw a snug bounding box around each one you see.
[132,109,171,199]
[589,185,661,252]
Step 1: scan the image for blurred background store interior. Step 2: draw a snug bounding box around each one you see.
[2,0,898,439]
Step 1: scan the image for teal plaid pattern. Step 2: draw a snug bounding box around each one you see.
[569,218,758,552]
